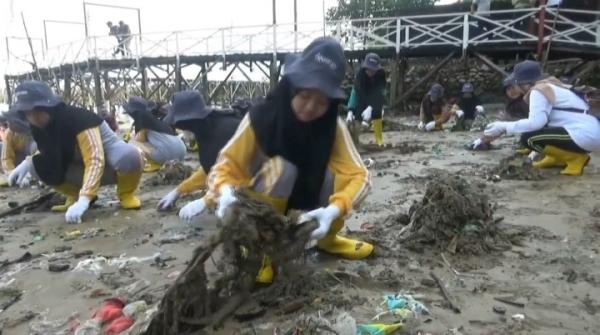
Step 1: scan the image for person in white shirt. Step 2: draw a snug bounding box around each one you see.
[484,60,600,176]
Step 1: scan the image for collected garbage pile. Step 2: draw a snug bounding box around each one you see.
[370,171,519,255]
[141,191,319,334]
[487,154,545,181]
[146,161,193,186]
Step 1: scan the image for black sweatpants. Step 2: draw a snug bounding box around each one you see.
[520,127,588,153]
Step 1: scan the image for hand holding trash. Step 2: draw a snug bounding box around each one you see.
[65,196,91,224]
[179,198,206,221]
[475,105,485,115]
[425,121,436,132]
[299,205,341,241]
[484,121,509,137]
[157,189,180,211]
[361,106,373,122]
[346,111,355,123]
[8,159,35,187]
[216,185,237,218]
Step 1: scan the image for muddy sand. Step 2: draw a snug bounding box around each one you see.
[1,112,600,335]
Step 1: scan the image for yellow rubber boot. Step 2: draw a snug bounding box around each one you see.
[543,145,590,176]
[532,154,565,169]
[143,159,162,173]
[373,119,384,146]
[51,183,79,212]
[317,218,374,260]
[116,172,142,209]
[433,114,444,130]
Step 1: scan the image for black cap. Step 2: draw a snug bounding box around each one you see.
[461,82,474,93]
[122,96,152,115]
[283,37,346,100]
[164,91,211,125]
[506,60,546,85]
[11,80,62,113]
[428,83,444,100]
[361,53,382,71]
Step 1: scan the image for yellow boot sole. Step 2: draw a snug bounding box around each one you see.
[51,196,76,212]
[120,196,141,209]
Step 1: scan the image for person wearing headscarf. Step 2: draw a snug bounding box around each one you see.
[346,53,387,146]
[156,91,242,211]
[123,96,186,172]
[418,83,450,131]
[178,37,373,284]
[8,81,143,223]
[450,82,485,131]
[484,60,600,175]
[1,112,37,174]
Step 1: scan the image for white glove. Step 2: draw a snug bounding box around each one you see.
[470,138,483,150]
[216,185,237,218]
[418,121,425,130]
[65,196,91,224]
[425,121,436,132]
[157,189,180,211]
[456,110,465,118]
[346,111,355,123]
[475,105,485,115]
[484,122,509,137]
[361,106,373,122]
[178,198,206,221]
[299,205,341,241]
[8,159,35,187]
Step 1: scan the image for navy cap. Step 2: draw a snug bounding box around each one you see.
[428,83,444,100]
[122,96,153,116]
[283,37,346,100]
[509,60,546,84]
[11,80,62,113]
[361,53,382,72]
[461,82,474,93]
[164,91,211,125]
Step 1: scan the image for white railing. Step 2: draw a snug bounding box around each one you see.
[4,7,599,76]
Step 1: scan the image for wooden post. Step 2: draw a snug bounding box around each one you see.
[201,62,209,101]
[536,0,547,59]
[269,58,278,89]
[175,56,182,91]
[63,72,72,103]
[93,66,103,112]
[4,76,12,104]
[103,71,110,102]
[393,52,455,109]
[389,54,399,112]
[398,58,406,114]
[140,65,148,98]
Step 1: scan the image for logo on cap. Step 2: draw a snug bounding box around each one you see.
[15,90,28,98]
[314,52,337,71]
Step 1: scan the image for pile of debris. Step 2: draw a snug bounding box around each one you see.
[141,191,319,334]
[369,171,518,255]
[488,154,545,181]
[146,161,193,186]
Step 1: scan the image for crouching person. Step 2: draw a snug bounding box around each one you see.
[157,91,241,210]
[123,96,186,172]
[8,81,143,223]
[178,37,373,284]
[484,61,600,176]
[1,113,36,175]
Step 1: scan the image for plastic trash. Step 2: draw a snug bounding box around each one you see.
[92,298,125,323]
[73,257,108,275]
[107,253,161,269]
[104,315,135,334]
[74,319,101,335]
[357,323,403,335]
[384,294,429,315]
[122,301,147,317]
[330,312,356,335]
[116,279,151,300]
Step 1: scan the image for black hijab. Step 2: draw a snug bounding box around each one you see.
[29,103,103,186]
[249,77,339,211]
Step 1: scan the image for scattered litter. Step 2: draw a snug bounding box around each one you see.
[488,154,544,181]
[29,312,80,335]
[48,259,71,272]
[73,253,160,275]
[373,293,429,321]
[123,301,148,317]
[493,305,506,315]
[358,322,403,335]
[157,233,186,245]
[511,313,525,321]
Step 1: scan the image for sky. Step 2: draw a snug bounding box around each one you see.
[0,0,457,93]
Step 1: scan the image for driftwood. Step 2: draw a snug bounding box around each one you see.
[0,192,56,219]
[430,272,461,314]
